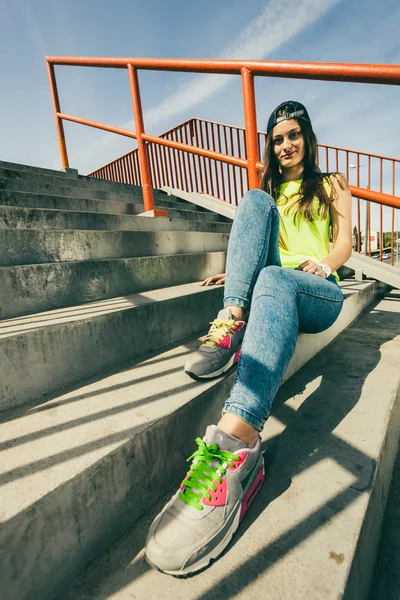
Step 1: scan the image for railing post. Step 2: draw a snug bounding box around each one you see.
[189,119,196,141]
[392,160,396,266]
[128,64,165,216]
[46,61,69,169]
[367,155,371,256]
[356,153,361,253]
[379,159,383,261]
[241,67,259,190]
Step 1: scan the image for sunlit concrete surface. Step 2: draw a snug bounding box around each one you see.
[369,442,400,600]
[60,291,400,600]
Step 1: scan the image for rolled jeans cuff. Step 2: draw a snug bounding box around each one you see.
[222,402,264,432]
[223,296,250,311]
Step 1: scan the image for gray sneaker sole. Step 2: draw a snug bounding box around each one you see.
[185,348,241,380]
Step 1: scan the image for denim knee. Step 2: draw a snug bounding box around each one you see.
[253,265,295,300]
[236,189,277,219]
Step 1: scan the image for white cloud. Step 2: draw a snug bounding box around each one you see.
[140,0,343,129]
[76,0,343,172]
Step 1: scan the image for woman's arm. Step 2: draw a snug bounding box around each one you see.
[301,173,353,276]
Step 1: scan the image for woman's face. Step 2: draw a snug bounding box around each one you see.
[272,119,306,169]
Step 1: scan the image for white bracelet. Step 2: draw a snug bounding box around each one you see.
[317,263,331,278]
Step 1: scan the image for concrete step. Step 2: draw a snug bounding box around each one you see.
[0,177,139,203]
[0,163,203,211]
[60,289,400,600]
[346,252,400,290]
[0,190,212,222]
[369,440,400,599]
[162,185,237,220]
[164,207,229,223]
[0,186,207,214]
[0,336,228,600]
[0,164,143,195]
[0,282,394,600]
[0,228,229,267]
[0,174,143,200]
[0,205,230,231]
[0,159,85,179]
[0,176,196,206]
[0,251,227,320]
[0,163,198,207]
[0,278,386,412]
[0,189,144,214]
[0,283,224,411]
[0,167,210,214]
[0,161,198,209]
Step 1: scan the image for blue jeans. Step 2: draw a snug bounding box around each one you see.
[222,189,344,431]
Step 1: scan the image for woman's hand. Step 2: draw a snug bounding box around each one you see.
[296,260,327,278]
[200,273,226,286]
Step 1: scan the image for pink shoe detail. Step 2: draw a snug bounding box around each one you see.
[239,463,265,522]
[233,348,241,364]
[202,477,228,507]
[216,334,231,349]
[228,451,247,472]
[215,322,244,348]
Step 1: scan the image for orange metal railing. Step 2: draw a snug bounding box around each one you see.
[319,143,399,264]
[46,57,400,263]
[90,118,249,204]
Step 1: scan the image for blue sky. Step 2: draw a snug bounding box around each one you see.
[1,0,399,218]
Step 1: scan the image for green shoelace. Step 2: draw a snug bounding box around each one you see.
[202,319,237,349]
[179,438,240,511]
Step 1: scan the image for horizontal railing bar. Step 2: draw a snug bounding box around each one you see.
[192,117,247,133]
[62,113,400,208]
[57,112,138,140]
[164,119,400,164]
[319,143,400,162]
[159,119,400,167]
[159,118,197,137]
[189,121,400,163]
[349,185,400,209]
[171,120,400,166]
[46,57,400,85]
[89,119,198,174]
[90,115,400,173]
[141,133,248,168]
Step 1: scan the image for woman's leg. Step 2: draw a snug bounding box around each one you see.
[146,267,344,575]
[223,188,281,314]
[185,189,281,379]
[221,266,344,436]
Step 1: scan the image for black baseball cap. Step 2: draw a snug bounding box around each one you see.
[267,101,312,134]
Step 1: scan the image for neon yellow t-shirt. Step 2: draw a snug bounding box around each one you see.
[277,178,339,282]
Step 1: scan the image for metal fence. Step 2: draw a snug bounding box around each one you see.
[46,56,400,264]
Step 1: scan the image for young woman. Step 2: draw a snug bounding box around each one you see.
[145,101,353,575]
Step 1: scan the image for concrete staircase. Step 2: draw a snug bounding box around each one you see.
[0,161,399,600]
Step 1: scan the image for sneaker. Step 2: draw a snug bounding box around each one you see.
[185,308,246,380]
[145,425,264,576]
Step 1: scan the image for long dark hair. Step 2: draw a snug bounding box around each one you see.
[260,106,340,225]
